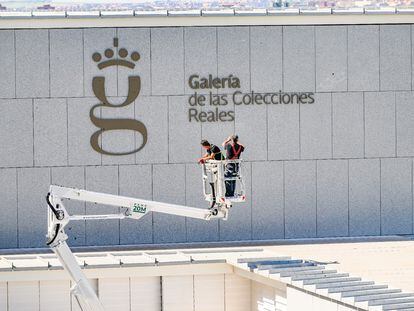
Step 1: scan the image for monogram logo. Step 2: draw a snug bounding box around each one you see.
[90,38,148,156]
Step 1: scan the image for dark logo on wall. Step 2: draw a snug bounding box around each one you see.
[90,38,147,156]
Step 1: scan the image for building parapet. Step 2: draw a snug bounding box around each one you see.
[1,7,414,28]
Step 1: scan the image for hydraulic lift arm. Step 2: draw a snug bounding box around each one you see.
[46,185,230,311]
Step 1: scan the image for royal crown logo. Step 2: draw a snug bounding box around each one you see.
[90,38,148,156]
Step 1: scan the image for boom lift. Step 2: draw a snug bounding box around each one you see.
[46,160,246,311]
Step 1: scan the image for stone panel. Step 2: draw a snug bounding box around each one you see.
[50,29,83,97]
[217,27,250,93]
[0,30,15,98]
[67,98,101,166]
[250,26,282,93]
[34,98,67,166]
[315,26,347,92]
[396,91,414,156]
[135,96,168,164]
[284,160,316,238]
[151,28,184,95]
[381,158,412,235]
[0,99,33,167]
[332,92,364,158]
[267,101,299,160]
[348,25,380,91]
[316,160,348,237]
[283,26,315,92]
[169,96,201,163]
[349,159,380,236]
[380,25,411,91]
[0,168,17,248]
[16,29,49,98]
[300,93,332,159]
[364,92,396,158]
[184,27,217,95]
[252,161,284,239]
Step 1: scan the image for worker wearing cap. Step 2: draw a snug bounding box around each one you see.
[222,135,245,197]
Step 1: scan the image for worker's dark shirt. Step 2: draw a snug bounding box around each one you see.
[207,144,223,160]
[225,143,245,159]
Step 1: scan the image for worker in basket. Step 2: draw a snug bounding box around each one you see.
[222,134,245,197]
[197,139,224,164]
[198,139,224,209]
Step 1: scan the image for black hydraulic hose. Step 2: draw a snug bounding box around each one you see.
[46,192,59,218]
[46,223,61,246]
[46,193,62,246]
[209,182,216,209]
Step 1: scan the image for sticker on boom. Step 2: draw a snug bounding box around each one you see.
[132,203,147,214]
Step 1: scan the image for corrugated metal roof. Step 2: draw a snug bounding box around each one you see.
[235,257,414,311]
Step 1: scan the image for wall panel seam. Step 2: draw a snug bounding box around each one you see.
[16,168,19,248]
[183,27,186,99]
[347,159,350,236]
[378,25,381,91]
[314,26,316,92]
[48,30,51,98]
[13,30,16,99]
[283,161,286,238]
[411,25,413,91]
[346,26,349,92]
[82,29,85,97]
[363,92,366,158]
[150,28,153,96]
[395,92,397,157]
[379,158,382,235]
[32,98,35,167]
[315,160,318,237]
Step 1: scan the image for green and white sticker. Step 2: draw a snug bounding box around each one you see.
[132,203,147,214]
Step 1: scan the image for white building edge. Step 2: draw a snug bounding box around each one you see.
[0,7,414,29]
[1,246,414,311]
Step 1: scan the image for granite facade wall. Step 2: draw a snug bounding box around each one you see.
[1,24,414,249]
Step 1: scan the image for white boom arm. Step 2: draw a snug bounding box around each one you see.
[46,185,229,311]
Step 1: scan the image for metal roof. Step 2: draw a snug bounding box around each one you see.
[0,247,268,272]
[234,256,414,311]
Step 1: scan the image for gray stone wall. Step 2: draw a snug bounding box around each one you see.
[0,24,413,249]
